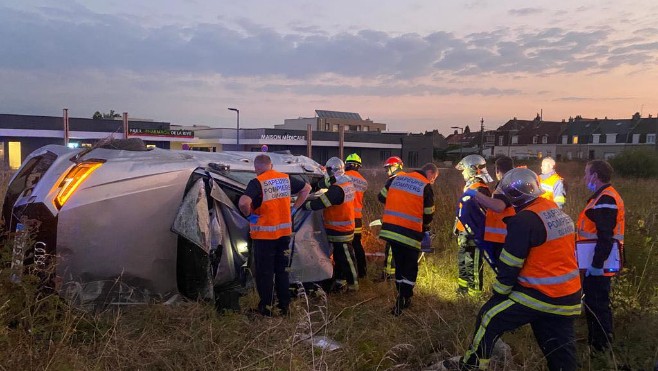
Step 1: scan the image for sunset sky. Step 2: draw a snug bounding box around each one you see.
[2,0,658,134]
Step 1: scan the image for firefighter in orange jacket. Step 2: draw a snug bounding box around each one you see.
[345,153,368,278]
[377,156,405,280]
[578,160,625,352]
[379,163,438,316]
[239,154,311,316]
[540,156,566,208]
[304,157,359,292]
[454,154,492,296]
[444,168,581,371]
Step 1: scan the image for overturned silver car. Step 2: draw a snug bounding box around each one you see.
[2,140,333,309]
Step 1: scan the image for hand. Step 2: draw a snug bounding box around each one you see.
[291,206,298,217]
[585,266,604,277]
[246,214,260,224]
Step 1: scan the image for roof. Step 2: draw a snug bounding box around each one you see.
[315,110,362,120]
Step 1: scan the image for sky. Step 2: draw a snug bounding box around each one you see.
[2,0,658,134]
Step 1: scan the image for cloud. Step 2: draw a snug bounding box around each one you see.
[508,8,544,16]
[553,96,633,102]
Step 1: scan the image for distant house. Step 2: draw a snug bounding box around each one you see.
[277,110,386,132]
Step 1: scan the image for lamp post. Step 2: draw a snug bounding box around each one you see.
[451,126,464,160]
[228,107,240,148]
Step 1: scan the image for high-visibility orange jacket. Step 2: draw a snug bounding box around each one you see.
[540,172,566,206]
[455,180,490,233]
[517,198,580,298]
[251,170,292,240]
[345,169,368,234]
[577,185,625,276]
[380,171,430,249]
[323,175,356,242]
[484,205,516,243]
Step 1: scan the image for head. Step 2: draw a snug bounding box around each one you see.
[254,154,273,175]
[541,157,556,175]
[325,157,345,177]
[494,156,514,181]
[345,153,362,171]
[455,154,493,182]
[384,156,404,177]
[584,160,613,192]
[499,168,545,207]
[422,163,439,184]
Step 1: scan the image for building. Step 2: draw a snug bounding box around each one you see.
[0,113,192,169]
[277,110,387,132]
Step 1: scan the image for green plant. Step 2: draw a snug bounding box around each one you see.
[610,148,658,178]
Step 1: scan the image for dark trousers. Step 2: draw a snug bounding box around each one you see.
[390,241,420,299]
[253,237,291,314]
[352,232,367,278]
[463,295,577,371]
[383,242,396,275]
[332,241,358,288]
[583,275,614,351]
[457,234,483,294]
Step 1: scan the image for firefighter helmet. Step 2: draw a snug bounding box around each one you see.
[325,157,345,177]
[384,156,403,177]
[456,154,493,182]
[498,168,545,207]
[345,153,362,169]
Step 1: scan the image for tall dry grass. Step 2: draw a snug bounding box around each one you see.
[0,163,657,370]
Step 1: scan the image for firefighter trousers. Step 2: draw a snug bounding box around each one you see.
[332,241,359,289]
[457,233,483,295]
[390,241,420,300]
[253,237,291,314]
[462,294,577,371]
[583,275,614,351]
[352,232,367,278]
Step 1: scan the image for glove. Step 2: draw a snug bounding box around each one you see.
[420,231,432,251]
[585,266,604,277]
[291,206,298,217]
[463,188,478,198]
[246,214,260,224]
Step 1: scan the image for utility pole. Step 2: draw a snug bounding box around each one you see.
[479,117,484,156]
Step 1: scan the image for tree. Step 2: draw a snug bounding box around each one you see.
[464,125,471,134]
[92,110,121,119]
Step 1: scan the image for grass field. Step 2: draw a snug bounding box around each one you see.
[1,163,657,370]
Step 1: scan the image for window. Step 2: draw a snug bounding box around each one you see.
[572,135,579,144]
[542,135,548,144]
[498,136,504,146]
[363,126,369,131]
[0,142,4,167]
[486,135,495,144]
[332,124,339,132]
[325,123,330,131]
[380,150,391,162]
[648,134,656,144]
[632,134,640,144]
[567,151,573,160]
[511,136,518,144]
[562,135,568,144]
[532,136,538,144]
[592,134,600,143]
[8,141,21,170]
[606,133,616,143]
[407,151,419,168]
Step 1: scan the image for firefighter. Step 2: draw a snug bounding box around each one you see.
[577,160,625,353]
[345,153,368,278]
[238,154,311,316]
[303,157,359,292]
[539,156,566,208]
[442,168,581,371]
[379,162,438,316]
[377,156,404,281]
[454,154,492,296]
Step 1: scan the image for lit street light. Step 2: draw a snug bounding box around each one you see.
[228,107,240,148]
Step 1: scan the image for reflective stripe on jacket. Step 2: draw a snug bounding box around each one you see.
[251,170,292,240]
[345,169,368,233]
[455,180,489,233]
[484,206,516,243]
[540,172,564,204]
[323,175,356,242]
[517,198,581,299]
[380,171,429,249]
[577,186,625,276]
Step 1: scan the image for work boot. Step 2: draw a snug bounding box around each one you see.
[391,296,409,316]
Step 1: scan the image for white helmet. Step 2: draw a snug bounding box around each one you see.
[498,168,545,207]
[456,154,493,183]
[325,157,345,177]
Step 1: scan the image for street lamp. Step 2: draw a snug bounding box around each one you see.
[451,126,464,159]
[228,107,240,148]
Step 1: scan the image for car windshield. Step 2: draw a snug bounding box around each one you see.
[223,171,257,185]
